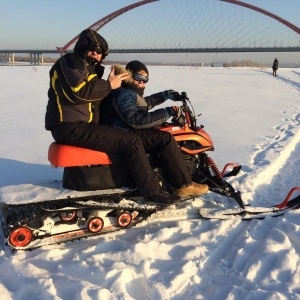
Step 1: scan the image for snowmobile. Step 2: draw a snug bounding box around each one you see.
[2,92,300,250]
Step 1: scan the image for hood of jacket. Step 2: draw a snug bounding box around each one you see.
[74,29,109,59]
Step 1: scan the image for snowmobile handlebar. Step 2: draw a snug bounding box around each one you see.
[171,92,198,131]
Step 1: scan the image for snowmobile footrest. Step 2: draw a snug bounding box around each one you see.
[222,164,242,178]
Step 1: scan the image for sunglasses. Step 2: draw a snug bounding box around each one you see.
[90,46,103,55]
[132,72,149,83]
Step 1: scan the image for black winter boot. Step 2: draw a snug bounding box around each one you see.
[144,189,181,205]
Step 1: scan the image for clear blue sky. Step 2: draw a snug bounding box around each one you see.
[0,0,299,63]
[245,0,300,26]
[1,0,299,49]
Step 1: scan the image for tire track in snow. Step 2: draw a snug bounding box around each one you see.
[257,69,300,94]
[226,218,300,299]
[246,115,300,205]
[276,71,300,93]
[264,134,300,203]
[220,69,300,206]
[172,218,273,299]
[173,216,300,299]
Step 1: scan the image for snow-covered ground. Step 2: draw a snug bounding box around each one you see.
[0,64,300,299]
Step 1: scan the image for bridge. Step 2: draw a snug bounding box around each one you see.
[2,0,300,64]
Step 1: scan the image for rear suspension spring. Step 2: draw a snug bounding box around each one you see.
[207,157,222,179]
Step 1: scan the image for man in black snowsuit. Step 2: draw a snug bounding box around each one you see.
[272,58,278,77]
[45,29,181,204]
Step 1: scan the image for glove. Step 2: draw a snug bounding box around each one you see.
[166,106,184,121]
[94,63,105,77]
[168,90,182,101]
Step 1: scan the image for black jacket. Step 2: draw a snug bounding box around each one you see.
[100,87,172,130]
[45,53,111,130]
[272,59,278,70]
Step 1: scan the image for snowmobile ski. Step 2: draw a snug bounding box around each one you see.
[199,188,300,220]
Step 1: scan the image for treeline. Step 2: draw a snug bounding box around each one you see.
[223,60,265,67]
[9,57,300,68]
[13,56,57,63]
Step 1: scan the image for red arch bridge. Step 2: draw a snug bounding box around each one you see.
[2,0,300,64]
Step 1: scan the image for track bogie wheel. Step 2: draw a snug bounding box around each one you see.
[117,211,132,228]
[59,211,77,222]
[9,227,33,248]
[87,217,104,233]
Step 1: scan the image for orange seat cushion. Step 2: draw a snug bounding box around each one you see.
[48,142,113,167]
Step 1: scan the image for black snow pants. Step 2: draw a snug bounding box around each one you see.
[51,122,191,197]
[132,128,192,188]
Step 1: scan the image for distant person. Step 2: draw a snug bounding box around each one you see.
[100,60,209,198]
[45,29,181,205]
[272,58,278,77]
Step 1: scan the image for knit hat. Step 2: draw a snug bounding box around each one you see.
[125,60,149,76]
[74,29,109,58]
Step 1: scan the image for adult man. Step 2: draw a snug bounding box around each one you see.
[272,58,279,77]
[45,29,181,204]
[100,60,209,198]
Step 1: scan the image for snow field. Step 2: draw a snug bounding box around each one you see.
[0,65,300,299]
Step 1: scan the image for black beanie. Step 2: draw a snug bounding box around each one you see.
[126,60,149,76]
[74,29,109,58]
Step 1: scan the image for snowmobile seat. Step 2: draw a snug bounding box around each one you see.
[48,142,113,167]
[48,142,134,191]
